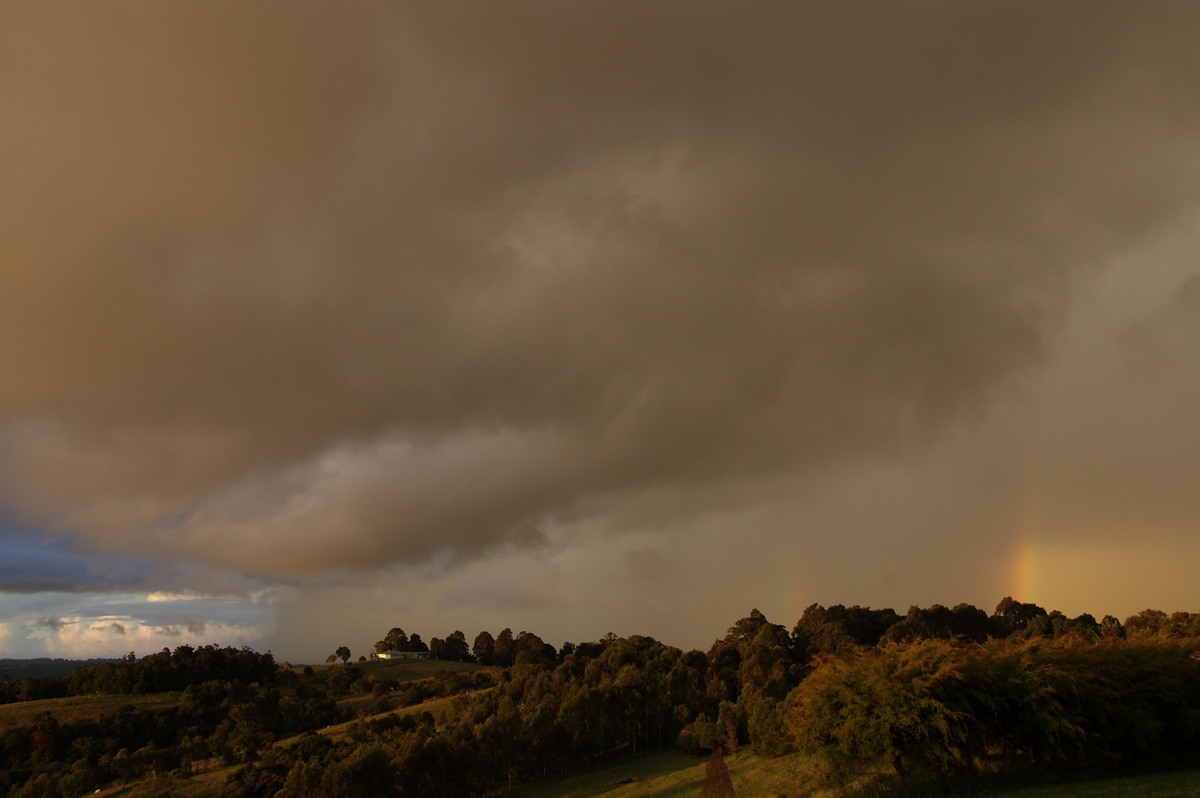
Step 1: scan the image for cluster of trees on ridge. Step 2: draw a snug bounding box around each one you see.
[0,645,279,705]
[1,598,1199,797]
[353,626,558,666]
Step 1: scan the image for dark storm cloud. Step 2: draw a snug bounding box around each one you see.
[1025,265,1200,545]
[0,526,268,597]
[3,3,1200,576]
[0,529,152,593]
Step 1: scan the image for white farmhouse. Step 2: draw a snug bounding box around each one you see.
[376,650,430,660]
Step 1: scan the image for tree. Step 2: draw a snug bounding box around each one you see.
[747,695,791,758]
[494,629,515,667]
[336,646,351,664]
[1098,615,1125,638]
[514,631,556,667]
[989,596,1048,638]
[739,623,798,698]
[794,604,902,660]
[700,748,736,797]
[444,630,471,662]
[881,603,989,644]
[717,700,742,752]
[473,631,496,665]
[1125,609,1171,637]
[378,627,409,653]
[787,639,974,781]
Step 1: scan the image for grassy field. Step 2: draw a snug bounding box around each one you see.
[94,772,228,798]
[320,689,491,742]
[0,659,484,730]
[976,768,1200,798]
[0,692,178,729]
[87,746,1200,798]
[504,751,1200,798]
[505,749,825,797]
[325,659,488,717]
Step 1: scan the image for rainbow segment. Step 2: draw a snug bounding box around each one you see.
[778,494,1048,627]
[1005,428,1047,609]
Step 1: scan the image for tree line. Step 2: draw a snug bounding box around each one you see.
[0,644,278,705]
[364,626,556,666]
[2,598,1200,796]
[790,634,1200,785]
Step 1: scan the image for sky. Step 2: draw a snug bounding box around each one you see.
[3,2,1200,663]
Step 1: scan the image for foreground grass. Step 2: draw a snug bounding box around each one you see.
[505,750,1200,798]
[849,766,1200,798]
[981,768,1200,798]
[505,749,823,797]
[92,751,1200,798]
[503,749,707,797]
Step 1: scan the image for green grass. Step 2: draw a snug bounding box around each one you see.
[504,750,1200,798]
[0,692,178,728]
[93,772,228,798]
[319,689,491,742]
[843,765,1200,798]
[504,749,824,797]
[503,749,707,797]
[390,690,486,722]
[89,744,1200,798]
[977,768,1200,798]
[328,660,489,716]
[1,660,484,729]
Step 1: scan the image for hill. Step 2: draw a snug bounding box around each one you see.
[0,657,118,680]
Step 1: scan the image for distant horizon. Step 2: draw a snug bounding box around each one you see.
[3,595,1193,666]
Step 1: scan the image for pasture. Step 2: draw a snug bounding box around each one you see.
[504,750,1200,798]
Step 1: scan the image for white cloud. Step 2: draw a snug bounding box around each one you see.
[0,591,276,659]
[38,617,264,659]
[145,591,237,603]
